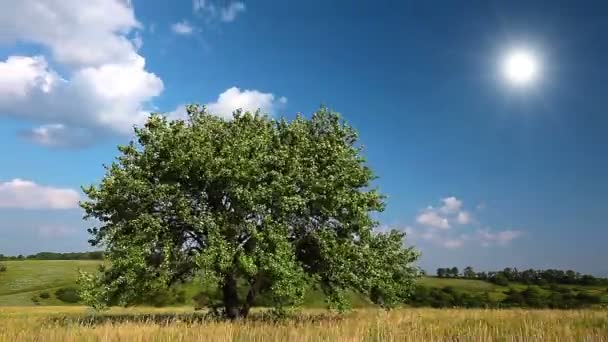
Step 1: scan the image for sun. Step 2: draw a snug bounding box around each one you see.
[502,49,540,86]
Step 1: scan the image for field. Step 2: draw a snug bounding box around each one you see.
[1,260,607,307]
[1,260,608,340]
[0,306,607,341]
[0,260,100,306]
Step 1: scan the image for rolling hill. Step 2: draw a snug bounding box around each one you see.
[1,260,606,307]
[0,260,100,306]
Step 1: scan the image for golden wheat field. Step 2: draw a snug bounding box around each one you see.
[1,306,607,342]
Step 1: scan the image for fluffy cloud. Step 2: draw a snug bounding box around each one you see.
[440,196,462,214]
[220,2,246,22]
[168,87,287,122]
[0,56,59,97]
[0,55,163,135]
[410,196,523,249]
[0,0,163,146]
[206,87,287,119]
[18,124,94,148]
[416,208,450,229]
[171,20,194,35]
[456,211,471,225]
[193,0,246,22]
[416,196,472,229]
[0,0,140,67]
[442,239,465,249]
[477,229,524,247]
[0,179,80,209]
[38,225,76,238]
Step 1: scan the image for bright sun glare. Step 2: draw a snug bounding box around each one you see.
[502,49,540,86]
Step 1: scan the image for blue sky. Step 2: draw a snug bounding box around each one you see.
[0,0,607,275]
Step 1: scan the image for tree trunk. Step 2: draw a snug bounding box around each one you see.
[222,273,240,320]
[239,276,261,318]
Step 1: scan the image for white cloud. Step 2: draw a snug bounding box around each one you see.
[0,0,163,146]
[476,229,524,246]
[171,20,194,35]
[456,211,471,225]
[410,196,523,249]
[442,239,465,249]
[19,124,94,148]
[193,0,246,22]
[421,230,435,240]
[206,87,287,119]
[0,55,163,135]
[220,2,246,22]
[39,225,76,238]
[0,56,59,98]
[416,207,450,229]
[0,179,80,209]
[415,196,472,228]
[440,196,462,214]
[0,0,140,67]
[193,0,209,12]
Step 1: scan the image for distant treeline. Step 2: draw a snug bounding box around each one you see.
[436,266,608,286]
[409,284,605,309]
[0,251,103,261]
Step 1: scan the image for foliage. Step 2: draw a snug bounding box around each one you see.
[494,273,509,286]
[55,287,81,303]
[39,292,50,299]
[436,266,608,286]
[142,288,187,308]
[79,106,420,318]
[409,284,602,309]
[0,263,6,272]
[436,267,459,278]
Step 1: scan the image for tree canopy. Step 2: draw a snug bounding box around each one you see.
[79,105,419,318]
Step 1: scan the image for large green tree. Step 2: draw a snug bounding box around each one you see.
[80,105,419,319]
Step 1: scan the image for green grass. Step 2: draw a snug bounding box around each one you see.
[419,276,608,305]
[2,261,607,308]
[419,276,503,291]
[0,260,101,306]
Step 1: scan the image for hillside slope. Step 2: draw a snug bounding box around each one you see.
[1,260,606,307]
[0,260,100,305]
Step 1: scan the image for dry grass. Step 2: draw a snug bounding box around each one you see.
[0,306,607,341]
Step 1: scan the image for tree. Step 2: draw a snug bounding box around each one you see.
[463,266,475,279]
[79,106,420,319]
[450,267,459,278]
[494,273,509,286]
[436,268,447,278]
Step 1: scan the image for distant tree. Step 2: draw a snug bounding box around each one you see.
[437,268,447,278]
[55,287,81,303]
[450,267,459,278]
[79,106,421,319]
[494,273,509,286]
[463,266,476,279]
[503,288,524,307]
[521,286,546,308]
